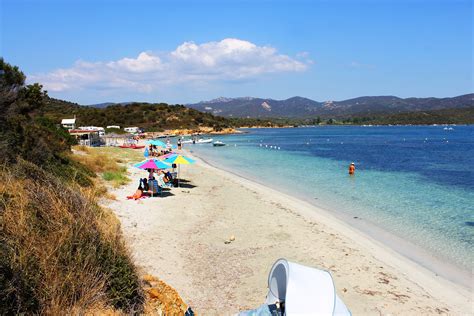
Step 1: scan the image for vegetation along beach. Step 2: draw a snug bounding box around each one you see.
[1,0,473,314]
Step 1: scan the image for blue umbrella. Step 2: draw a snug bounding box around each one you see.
[147,139,167,147]
[143,147,149,158]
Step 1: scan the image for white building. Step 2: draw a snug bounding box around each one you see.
[68,129,101,147]
[78,126,105,136]
[106,125,121,129]
[61,118,76,130]
[124,127,139,133]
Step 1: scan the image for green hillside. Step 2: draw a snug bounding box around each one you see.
[39,98,233,131]
[345,107,474,125]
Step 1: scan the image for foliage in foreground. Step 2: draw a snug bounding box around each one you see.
[0,58,144,313]
[0,162,143,314]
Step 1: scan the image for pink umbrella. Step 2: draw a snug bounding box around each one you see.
[134,159,171,170]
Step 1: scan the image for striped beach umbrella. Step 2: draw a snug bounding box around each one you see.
[162,154,196,186]
[162,154,196,165]
[134,159,171,170]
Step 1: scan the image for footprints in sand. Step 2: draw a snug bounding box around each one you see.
[378,271,398,284]
[387,290,411,303]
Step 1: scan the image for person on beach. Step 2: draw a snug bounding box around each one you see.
[177,138,182,150]
[127,181,144,200]
[148,168,155,180]
[142,178,149,192]
[349,162,355,175]
[164,170,173,183]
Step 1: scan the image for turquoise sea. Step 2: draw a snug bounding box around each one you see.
[187,126,474,283]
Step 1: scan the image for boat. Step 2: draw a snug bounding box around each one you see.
[213,141,226,147]
[196,138,213,143]
[119,144,145,149]
[181,139,193,144]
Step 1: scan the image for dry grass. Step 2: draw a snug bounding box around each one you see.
[0,161,144,314]
[0,147,186,314]
[71,146,141,188]
[74,146,144,163]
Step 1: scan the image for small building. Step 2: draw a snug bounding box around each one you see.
[124,127,139,133]
[107,125,121,129]
[78,126,105,136]
[61,118,76,130]
[102,133,134,147]
[69,129,101,147]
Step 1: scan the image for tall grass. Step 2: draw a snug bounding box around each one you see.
[72,146,133,188]
[0,160,144,314]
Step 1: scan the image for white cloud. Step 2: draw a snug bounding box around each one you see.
[30,38,309,93]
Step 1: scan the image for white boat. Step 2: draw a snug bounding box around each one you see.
[196,138,213,143]
[213,141,226,147]
[180,139,193,144]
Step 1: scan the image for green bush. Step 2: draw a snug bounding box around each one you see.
[0,59,144,314]
[102,167,129,187]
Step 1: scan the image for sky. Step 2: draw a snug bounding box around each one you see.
[1,0,472,105]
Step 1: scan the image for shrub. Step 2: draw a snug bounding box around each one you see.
[102,169,130,187]
[0,161,144,314]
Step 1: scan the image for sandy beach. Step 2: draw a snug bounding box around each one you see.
[104,150,473,315]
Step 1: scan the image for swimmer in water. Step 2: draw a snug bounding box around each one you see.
[349,162,355,175]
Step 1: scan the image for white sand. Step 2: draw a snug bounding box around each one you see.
[105,151,473,315]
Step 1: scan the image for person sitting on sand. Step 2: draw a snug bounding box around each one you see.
[142,178,149,192]
[349,162,355,175]
[127,182,144,200]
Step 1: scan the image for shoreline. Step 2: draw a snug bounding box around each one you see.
[190,150,473,290]
[106,148,472,314]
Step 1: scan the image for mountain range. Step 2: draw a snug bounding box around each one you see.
[186,94,474,118]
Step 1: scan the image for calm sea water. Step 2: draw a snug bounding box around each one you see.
[187,126,474,274]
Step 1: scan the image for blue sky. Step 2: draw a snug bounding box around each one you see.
[1,0,472,104]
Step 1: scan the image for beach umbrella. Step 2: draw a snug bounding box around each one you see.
[147,139,167,147]
[162,154,196,186]
[134,159,171,170]
[143,147,149,158]
[157,152,177,160]
[162,154,196,165]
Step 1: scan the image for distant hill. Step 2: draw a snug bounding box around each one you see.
[353,106,474,125]
[187,94,474,118]
[38,95,474,130]
[39,98,233,131]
